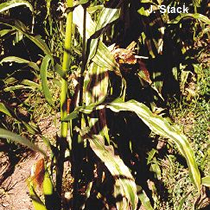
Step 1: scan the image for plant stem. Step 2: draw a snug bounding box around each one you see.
[57,0,73,208]
[61,0,73,137]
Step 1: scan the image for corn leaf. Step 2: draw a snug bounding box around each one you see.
[202,176,210,187]
[92,41,120,73]
[73,5,95,39]
[87,135,138,210]
[40,55,54,106]
[65,99,201,191]
[138,189,154,210]
[0,128,45,155]
[0,20,51,55]
[105,99,201,191]
[0,29,13,37]
[21,79,40,89]
[73,5,119,73]
[4,84,36,91]
[95,7,120,33]
[170,13,210,25]
[28,183,48,210]
[0,56,39,71]
[0,102,12,117]
[0,0,33,13]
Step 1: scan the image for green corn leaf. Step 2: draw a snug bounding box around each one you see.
[0,20,51,55]
[21,79,40,90]
[40,55,54,106]
[95,7,120,33]
[170,13,210,25]
[73,5,119,73]
[178,192,191,210]
[105,99,201,191]
[43,171,54,196]
[22,122,37,135]
[54,63,66,79]
[0,102,38,135]
[83,62,109,104]
[4,84,36,91]
[0,102,12,117]
[28,183,48,210]
[87,135,138,210]
[202,176,210,187]
[73,5,95,39]
[0,29,13,37]
[28,34,51,55]
[0,0,33,13]
[91,41,119,73]
[0,128,45,155]
[65,99,201,191]
[138,188,154,210]
[0,56,39,71]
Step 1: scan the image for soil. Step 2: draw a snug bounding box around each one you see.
[0,151,40,210]
[0,115,59,210]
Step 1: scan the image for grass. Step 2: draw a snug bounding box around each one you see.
[156,65,210,209]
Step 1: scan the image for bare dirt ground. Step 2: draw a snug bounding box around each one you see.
[0,115,59,210]
[0,151,39,210]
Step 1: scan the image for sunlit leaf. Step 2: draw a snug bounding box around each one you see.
[106,99,201,191]
[40,55,54,106]
[95,7,120,32]
[0,0,33,13]
[73,5,95,39]
[138,188,154,210]
[91,41,120,73]
[28,183,47,210]
[0,29,13,37]
[21,79,40,90]
[0,102,12,117]
[87,135,138,210]
[170,13,210,25]
[65,99,201,191]
[202,176,210,187]
[0,56,39,71]
[73,5,120,73]
[0,128,45,155]
[4,84,38,91]
[0,20,51,55]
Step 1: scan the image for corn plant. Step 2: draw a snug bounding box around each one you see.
[0,0,210,210]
